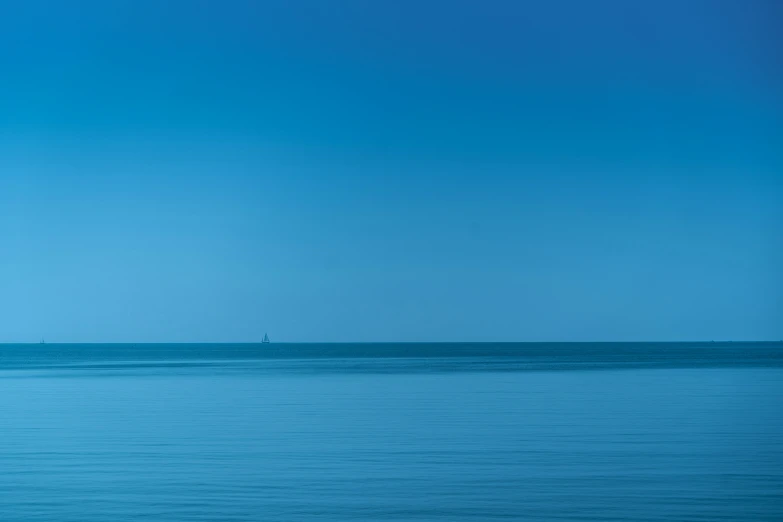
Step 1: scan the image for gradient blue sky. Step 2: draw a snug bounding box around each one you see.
[1,0,781,342]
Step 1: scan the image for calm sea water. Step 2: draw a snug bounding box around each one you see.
[1,342,782,521]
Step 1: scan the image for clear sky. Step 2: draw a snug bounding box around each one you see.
[1,0,781,342]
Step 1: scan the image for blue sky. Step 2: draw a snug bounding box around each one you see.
[1,0,781,342]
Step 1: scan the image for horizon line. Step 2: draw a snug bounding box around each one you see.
[3,340,782,345]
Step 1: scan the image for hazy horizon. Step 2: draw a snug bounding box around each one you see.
[7,339,783,345]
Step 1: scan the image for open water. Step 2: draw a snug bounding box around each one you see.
[1,342,782,521]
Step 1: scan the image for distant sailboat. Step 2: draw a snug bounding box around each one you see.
[262,333,270,344]
[40,338,45,344]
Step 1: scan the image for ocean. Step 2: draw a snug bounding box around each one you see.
[1,342,782,521]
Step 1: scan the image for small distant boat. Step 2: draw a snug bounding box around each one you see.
[40,338,45,344]
[262,333,270,344]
